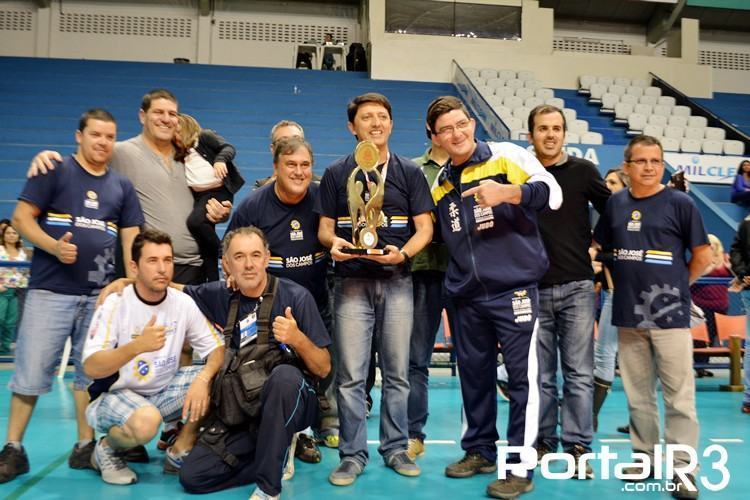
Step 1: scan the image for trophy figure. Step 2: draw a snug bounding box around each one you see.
[342,141,388,255]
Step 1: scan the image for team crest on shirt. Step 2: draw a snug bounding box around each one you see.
[290,219,304,241]
[133,358,152,382]
[511,290,533,323]
[84,190,99,210]
[627,210,642,232]
[473,204,494,231]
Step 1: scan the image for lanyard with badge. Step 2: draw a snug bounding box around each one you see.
[238,298,261,348]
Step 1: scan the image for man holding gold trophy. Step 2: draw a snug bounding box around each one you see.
[315,93,434,486]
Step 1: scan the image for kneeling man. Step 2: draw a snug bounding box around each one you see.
[82,229,224,484]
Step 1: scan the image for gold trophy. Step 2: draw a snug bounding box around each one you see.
[342,141,388,255]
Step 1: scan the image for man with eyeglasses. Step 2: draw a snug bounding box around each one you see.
[593,135,710,499]
[227,135,339,463]
[527,105,611,477]
[426,96,561,499]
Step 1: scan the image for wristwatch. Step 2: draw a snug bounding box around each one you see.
[400,249,411,265]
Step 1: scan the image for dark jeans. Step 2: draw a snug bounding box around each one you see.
[174,263,206,286]
[408,270,454,440]
[187,186,233,282]
[180,365,317,496]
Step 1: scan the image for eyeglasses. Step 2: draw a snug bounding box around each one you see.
[626,159,664,168]
[436,119,472,137]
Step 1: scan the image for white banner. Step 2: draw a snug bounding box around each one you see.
[665,153,749,185]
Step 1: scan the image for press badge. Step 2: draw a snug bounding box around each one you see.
[239,312,258,347]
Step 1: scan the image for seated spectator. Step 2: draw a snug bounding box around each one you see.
[174,114,245,281]
[0,224,28,354]
[322,33,336,70]
[83,229,224,485]
[731,160,750,206]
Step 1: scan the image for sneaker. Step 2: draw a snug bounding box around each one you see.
[496,380,510,402]
[163,447,184,475]
[249,486,280,500]
[568,445,594,479]
[385,450,421,477]
[68,440,95,470]
[91,439,138,485]
[321,434,339,448]
[294,434,321,463]
[406,438,425,460]
[0,443,29,483]
[157,421,184,451]
[119,445,149,463]
[741,404,750,414]
[535,443,553,464]
[671,473,700,499]
[445,451,497,478]
[329,458,363,486]
[486,475,534,499]
[617,424,630,434]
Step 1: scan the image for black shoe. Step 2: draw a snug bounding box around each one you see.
[671,473,700,499]
[157,421,184,451]
[0,444,29,483]
[617,424,630,434]
[568,445,594,479]
[118,445,150,463]
[445,452,497,478]
[365,394,373,418]
[487,475,533,499]
[68,441,96,470]
[294,434,321,464]
[496,380,510,402]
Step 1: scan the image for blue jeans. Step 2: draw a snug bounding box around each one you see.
[408,270,454,441]
[594,290,618,382]
[740,291,750,405]
[334,272,413,466]
[9,289,96,394]
[536,280,595,452]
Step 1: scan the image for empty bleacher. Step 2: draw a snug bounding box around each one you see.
[0,57,457,220]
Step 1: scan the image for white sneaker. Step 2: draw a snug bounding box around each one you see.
[91,439,137,485]
[249,486,280,500]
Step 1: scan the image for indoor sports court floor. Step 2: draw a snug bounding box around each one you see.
[0,369,747,499]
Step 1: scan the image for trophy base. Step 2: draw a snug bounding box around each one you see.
[341,247,390,256]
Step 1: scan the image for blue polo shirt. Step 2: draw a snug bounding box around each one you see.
[184,278,330,349]
[19,156,144,294]
[226,182,329,310]
[315,153,434,278]
[593,187,708,329]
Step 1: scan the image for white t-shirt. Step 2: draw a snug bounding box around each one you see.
[83,285,223,395]
[184,149,222,190]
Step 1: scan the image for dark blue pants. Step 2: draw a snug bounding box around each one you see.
[452,286,540,476]
[180,365,318,496]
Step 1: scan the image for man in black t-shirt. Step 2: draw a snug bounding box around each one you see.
[315,93,434,485]
[529,105,611,476]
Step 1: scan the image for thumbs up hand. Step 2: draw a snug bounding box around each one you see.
[272,306,301,346]
[135,314,167,353]
[55,231,78,264]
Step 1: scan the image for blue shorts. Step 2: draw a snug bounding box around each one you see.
[86,366,201,433]
[8,289,97,395]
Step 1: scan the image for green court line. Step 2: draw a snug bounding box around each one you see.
[4,451,69,500]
